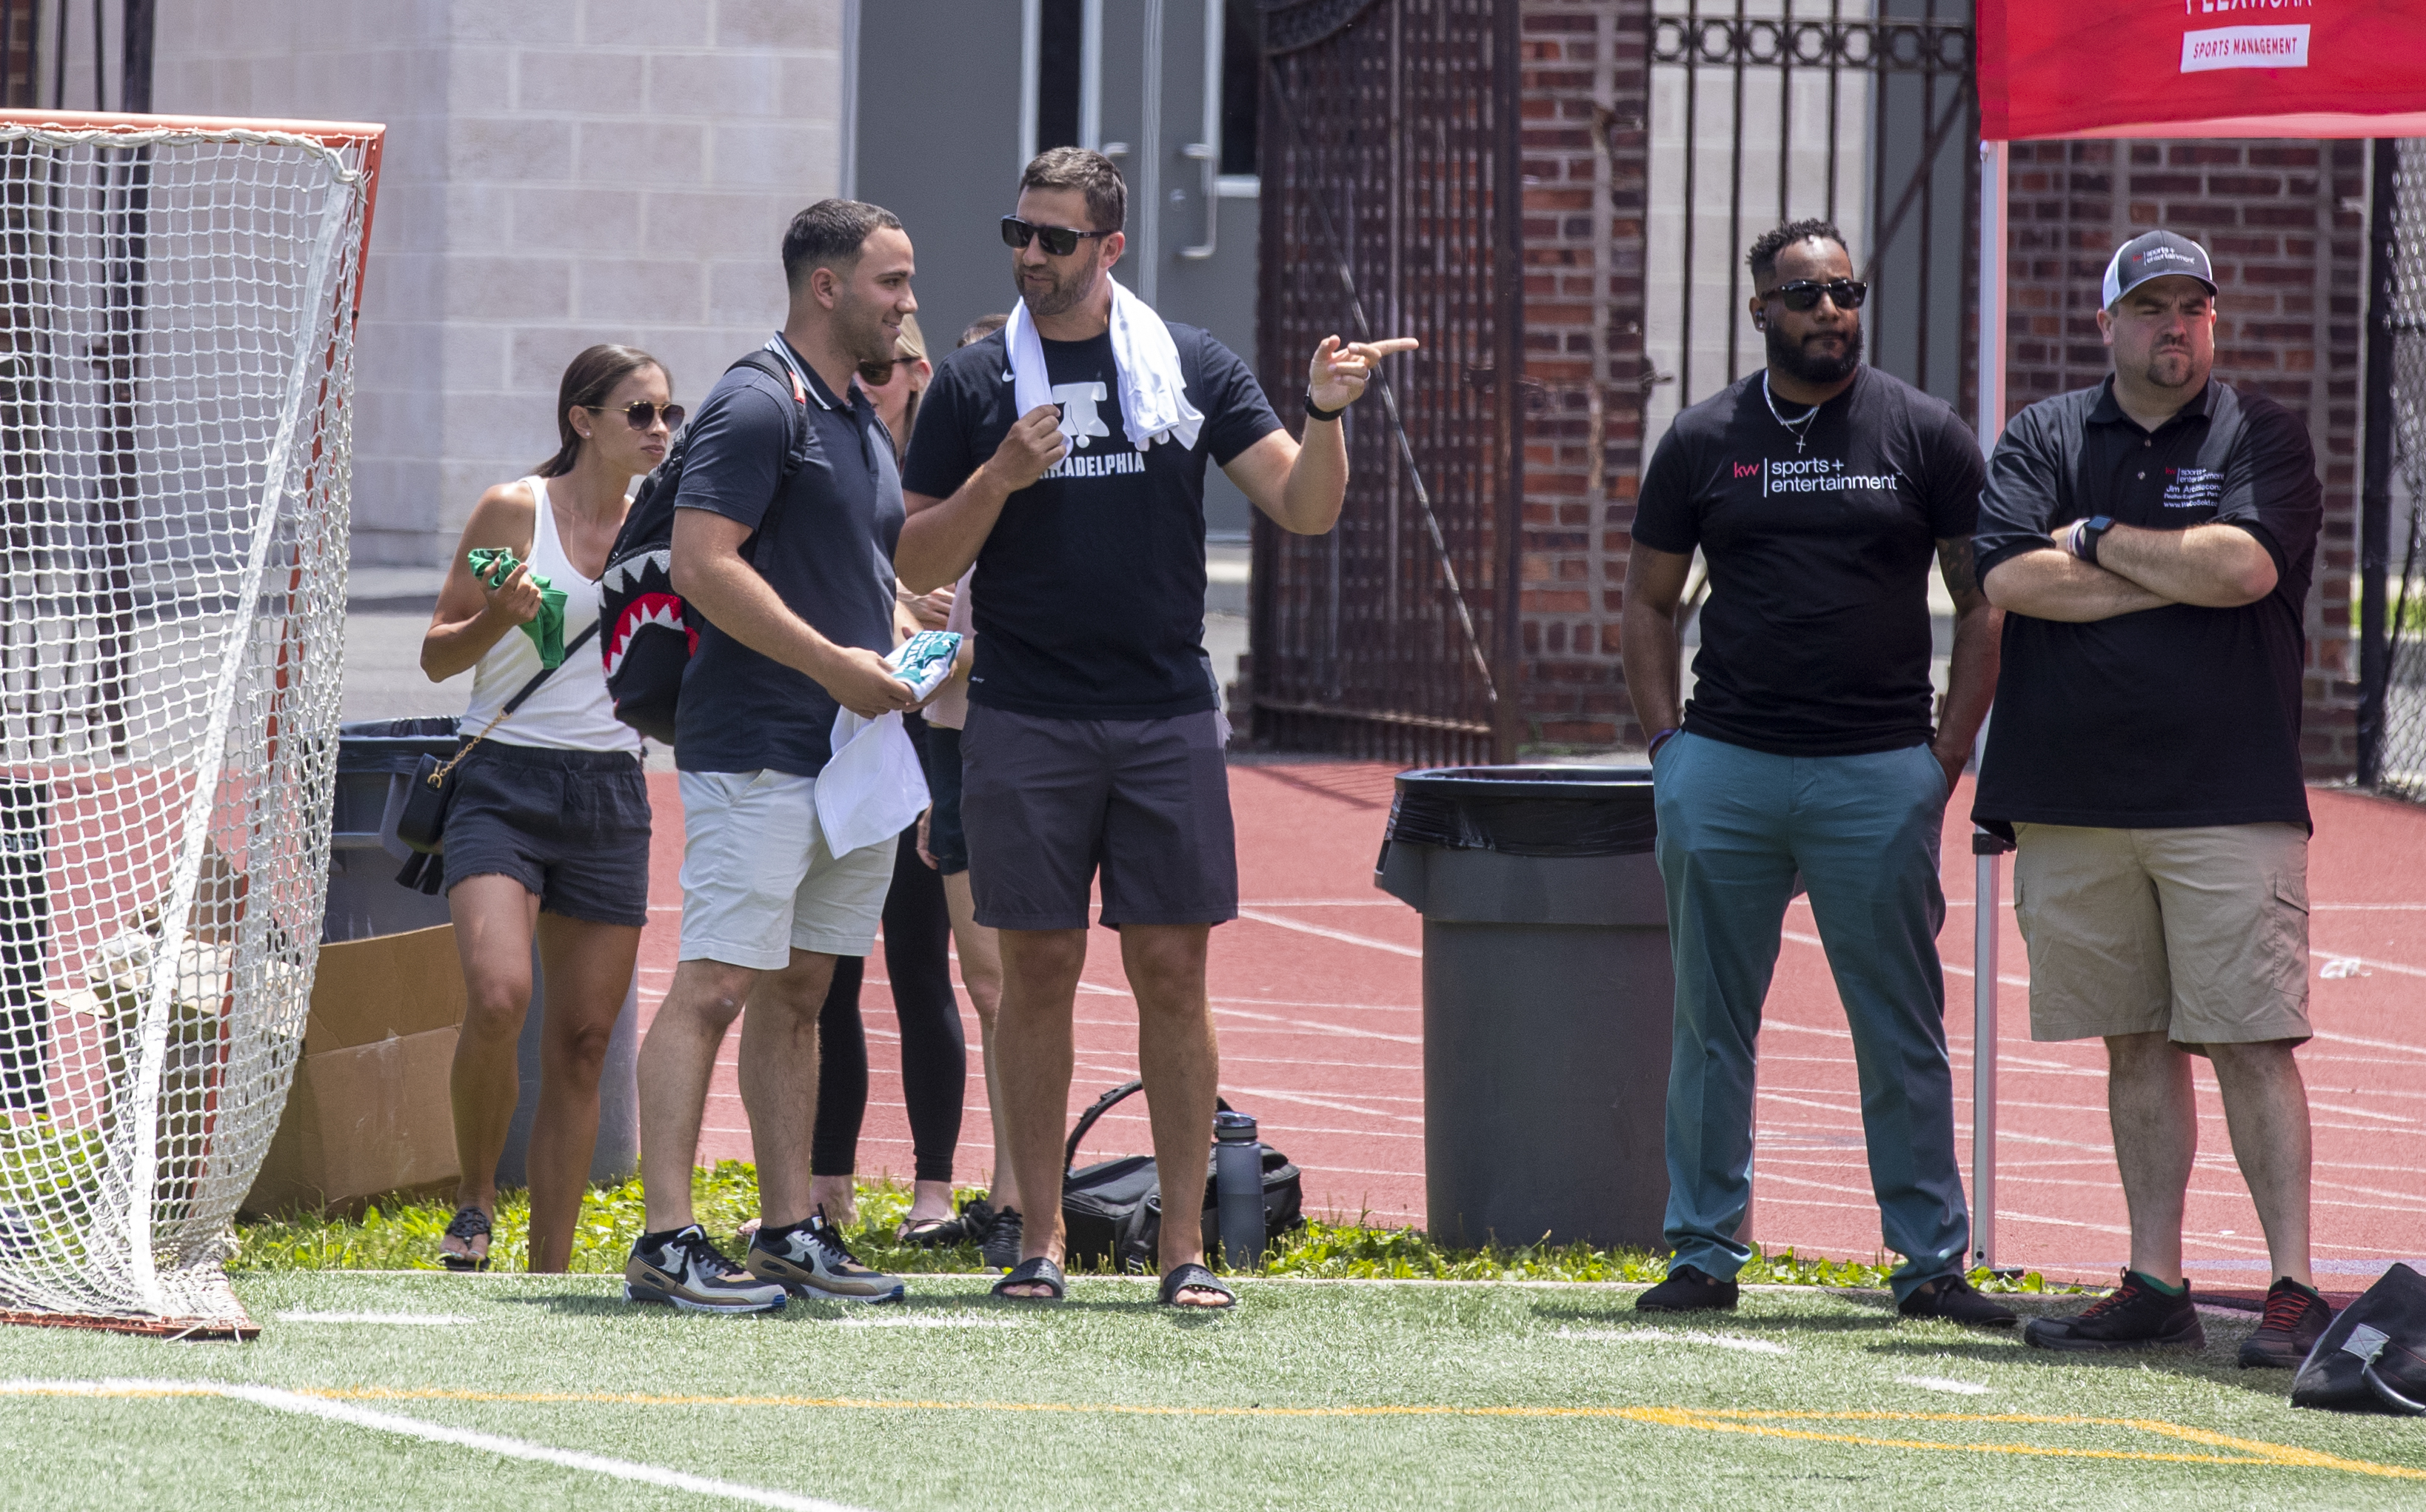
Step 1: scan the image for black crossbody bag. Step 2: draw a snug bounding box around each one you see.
[394,617,601,857]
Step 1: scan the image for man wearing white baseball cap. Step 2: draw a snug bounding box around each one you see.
[1971,229,2331,1366]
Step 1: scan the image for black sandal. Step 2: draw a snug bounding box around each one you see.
[991,1255,1066,1301]
[1158,1262,1235,1310]
[440,1206,492,1273]
[895,1214,963,1248]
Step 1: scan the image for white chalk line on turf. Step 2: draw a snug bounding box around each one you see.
[273,1312,470,1325]
[1896,1376,1993,1396]
[1552,1328,1792,1355]
[0,1379,874,1512]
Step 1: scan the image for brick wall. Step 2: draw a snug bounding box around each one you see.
[153,0,848,566]
[2005,138,2367,781]
[1517,0,1651,750]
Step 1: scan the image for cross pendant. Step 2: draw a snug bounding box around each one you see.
[1795,435,1806,453]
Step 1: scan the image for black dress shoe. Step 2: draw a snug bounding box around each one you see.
[1636,1262,1740,1313]
[1898,1274,2018,1328]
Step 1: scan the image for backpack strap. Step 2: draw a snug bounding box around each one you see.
[732,347,809,483]
[1062,1081,1238,1175]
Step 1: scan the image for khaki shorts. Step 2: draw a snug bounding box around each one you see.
[2011,822,2310,1047]
[676,769,897,970]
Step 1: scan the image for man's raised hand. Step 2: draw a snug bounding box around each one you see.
[986,404,1069,492]
[1309,335,1420,413]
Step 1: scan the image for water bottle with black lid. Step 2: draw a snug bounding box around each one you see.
[1213,1110,1265,1271]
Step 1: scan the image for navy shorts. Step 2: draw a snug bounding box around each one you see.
[959,703,1236,931]
[922,723,969,876]
[442,740,652,927]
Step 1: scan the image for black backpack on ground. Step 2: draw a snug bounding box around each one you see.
[2293,1263,2426,1414]
[1059,1080,1306,1274]
[598,349,804,744]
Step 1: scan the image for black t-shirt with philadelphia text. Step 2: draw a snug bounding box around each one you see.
[1970,378,2320,835]
[901,324,1280,720]
[1630,365,1985,756]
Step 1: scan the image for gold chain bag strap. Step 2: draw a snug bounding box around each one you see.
[394,617,601,856]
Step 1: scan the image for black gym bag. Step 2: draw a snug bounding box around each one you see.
[1059,1080,1305,1273]
[2292,1263,2426,1414]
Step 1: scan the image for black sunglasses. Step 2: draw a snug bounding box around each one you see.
[588,400,684,430]
[1000,215,1114,258]
[856,355,920,386]
[1761,278,1868,312]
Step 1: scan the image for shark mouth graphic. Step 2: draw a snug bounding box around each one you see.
[604,591,695,678]
[599,548,672,596]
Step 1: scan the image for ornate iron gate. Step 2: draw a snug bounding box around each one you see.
[1249,0,1521,766]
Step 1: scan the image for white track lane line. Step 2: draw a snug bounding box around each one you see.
[1234,909,1422,957]
[0,1380,873,1512]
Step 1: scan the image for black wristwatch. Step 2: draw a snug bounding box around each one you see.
[2077,515,2116,566]
[1305,392,1346,422]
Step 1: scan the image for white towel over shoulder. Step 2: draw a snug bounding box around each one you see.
[1004,280,1204,453]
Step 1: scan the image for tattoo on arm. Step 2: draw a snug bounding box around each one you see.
[1936,536,1986,609]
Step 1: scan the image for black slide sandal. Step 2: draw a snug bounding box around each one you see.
[895,1214,963,1248]
[991,1256,1066,1301]
[1158,1263,1236,1310]
[440,1206,492,1272]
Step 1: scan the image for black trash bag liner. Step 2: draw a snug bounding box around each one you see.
[1383,765,1657,859]
[336,717,465,775]
[2292,1262,2426,1414]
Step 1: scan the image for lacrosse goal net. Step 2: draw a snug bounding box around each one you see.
[0,111,381,1335]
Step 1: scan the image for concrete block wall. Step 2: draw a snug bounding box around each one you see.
[2005,138,2367,782]
[151,0,848,566]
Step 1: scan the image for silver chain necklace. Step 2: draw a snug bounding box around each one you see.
[1762,372,1821,453]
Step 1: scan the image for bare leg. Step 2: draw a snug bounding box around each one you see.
[996,927,1084,1292]
[2105,1031,2196,1287]
[524,914,640,1272]
[739,950,840,1229]
[637,957,756,1234]
[444,874,541,1265]
[943,872,1015,1211]
[808,1171,858,1227]
[2205,1039,2313,1288]
[1123,924,1225,1305]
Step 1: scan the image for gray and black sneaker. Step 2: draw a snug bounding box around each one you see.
[977,1204,1025,1272]
[2239,1277,2333,1369]
[1636,1262,1739,1313]
[746,1211,906,1302]
[624,1225,787,1314]
[2023,1269,2205,1353]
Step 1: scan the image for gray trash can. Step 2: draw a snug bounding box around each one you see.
[1375,765,1671,1251]
[332,720,641,1188]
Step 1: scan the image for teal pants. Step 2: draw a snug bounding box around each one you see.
[1651,731,1971,1301]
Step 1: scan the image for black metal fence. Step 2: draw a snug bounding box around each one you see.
[1249,0,1520,766]
[2358,138,2426,799]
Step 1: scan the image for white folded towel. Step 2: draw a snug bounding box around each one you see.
[1003,278,1204,454]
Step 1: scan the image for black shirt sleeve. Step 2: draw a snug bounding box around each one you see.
[1194,332,1283,466]
[1971,403,2066,581]
[900,355,984,501]
[1920,404,1986,541]
[2213,395,2320,583]
[671,374,794,533]
[1628,423,1701,555]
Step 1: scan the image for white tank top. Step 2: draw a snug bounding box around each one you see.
[460,476,639,753]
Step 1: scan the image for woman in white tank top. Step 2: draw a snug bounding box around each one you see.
[418,345,677,1272]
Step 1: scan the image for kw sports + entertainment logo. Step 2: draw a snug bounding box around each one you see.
[1733,458,1902,496]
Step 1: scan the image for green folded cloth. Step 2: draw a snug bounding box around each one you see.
[467,547,569,669]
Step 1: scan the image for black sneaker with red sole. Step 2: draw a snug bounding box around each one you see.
[2238,1277,2333,1369]
[2023,1269,2205,1353]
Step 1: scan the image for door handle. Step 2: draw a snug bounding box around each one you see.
[1179,142,1218,259]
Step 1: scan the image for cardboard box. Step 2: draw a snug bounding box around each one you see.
[241,926,469,1214]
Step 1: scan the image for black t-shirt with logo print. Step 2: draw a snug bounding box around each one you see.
[1630,365,1986,757]
[1970,377,2320,836]
[902,324,1280,719]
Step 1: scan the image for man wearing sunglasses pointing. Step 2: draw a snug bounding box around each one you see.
[1622,219,2010,1325]
[896,147,1414,1309]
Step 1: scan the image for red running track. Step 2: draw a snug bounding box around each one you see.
[637,765,2426,1290]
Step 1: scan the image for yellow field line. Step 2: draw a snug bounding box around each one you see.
[13,1381,2420,1483]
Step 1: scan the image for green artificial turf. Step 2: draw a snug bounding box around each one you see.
[0,1271,2419,1511]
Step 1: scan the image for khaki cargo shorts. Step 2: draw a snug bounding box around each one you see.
[2011,822,2310,1048]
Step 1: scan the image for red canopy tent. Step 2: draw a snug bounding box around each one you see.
[1965,1,2426,1267]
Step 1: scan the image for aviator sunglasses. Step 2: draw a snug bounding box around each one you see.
[587,399,685,430]
[857,355,918,387]
[1000,215,1114,258]
[1760,278,1868,312]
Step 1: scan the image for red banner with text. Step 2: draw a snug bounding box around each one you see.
[1979,1,2426,141]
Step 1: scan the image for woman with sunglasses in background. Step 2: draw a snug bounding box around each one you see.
[801,314,976,1245]
[419,344,676,1271]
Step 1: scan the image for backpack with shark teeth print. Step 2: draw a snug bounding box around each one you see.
[598,349,804,745]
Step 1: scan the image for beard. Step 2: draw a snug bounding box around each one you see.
[2141,343,2199,391]
[1015,248,1104,320]
[1767,318,1863,385]
[832,292,900,369]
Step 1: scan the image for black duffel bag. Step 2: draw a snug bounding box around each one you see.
[2292,1262,2426,1414]
[1060,1080,1304,1274]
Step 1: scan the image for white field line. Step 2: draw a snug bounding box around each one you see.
[824,1315,1022,1330]
[273,1312,470,1325]
[1234,908,1422,957]
[0,1380,872,1512]
[1895,1376,1993,1396]
[1551,1328,1792,1355]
